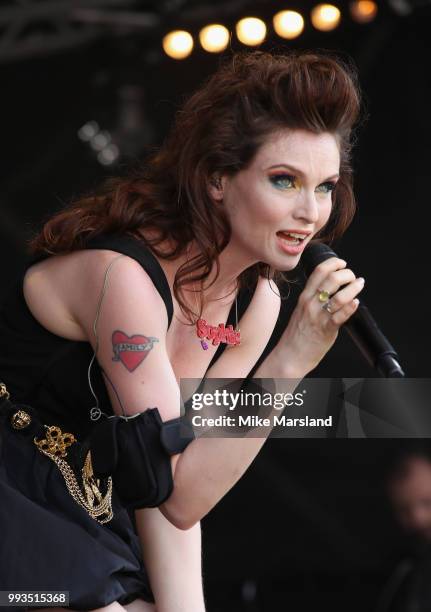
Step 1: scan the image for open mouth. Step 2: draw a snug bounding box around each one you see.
[276,231,308,247]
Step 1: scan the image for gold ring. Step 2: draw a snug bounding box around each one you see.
[317,289,330,303]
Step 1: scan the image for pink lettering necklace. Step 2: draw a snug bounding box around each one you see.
[193,283,241,350]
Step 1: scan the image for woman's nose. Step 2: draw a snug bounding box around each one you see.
[292,191,320,224]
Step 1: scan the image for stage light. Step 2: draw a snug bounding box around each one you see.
[78,122,120,166]
[273,10,304,39]
[350,0,378,22]
[311,4,341,31]
[162,30,194,59]
[236,17,267,46]
[199,24,230,52]
[77,121,99,142]
[90,130,111,151]
[98,144,120,166]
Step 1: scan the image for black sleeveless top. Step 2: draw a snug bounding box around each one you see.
[0,232,256,440]
[0,232,257,609]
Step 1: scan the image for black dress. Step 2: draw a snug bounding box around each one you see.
[0,232,255,610]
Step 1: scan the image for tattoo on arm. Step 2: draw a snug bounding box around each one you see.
[90,256,159,416]
[111,330,159,372]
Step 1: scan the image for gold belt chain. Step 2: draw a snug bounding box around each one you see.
[1,382,113,525]
[35,437,114,525]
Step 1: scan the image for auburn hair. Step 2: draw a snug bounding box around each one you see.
[28,50,361,324]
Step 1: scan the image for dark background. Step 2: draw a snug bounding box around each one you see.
[0,0,430,610]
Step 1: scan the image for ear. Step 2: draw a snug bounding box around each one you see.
[207,174,224,203]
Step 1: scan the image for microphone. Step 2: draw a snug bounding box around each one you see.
[301,243,405,378]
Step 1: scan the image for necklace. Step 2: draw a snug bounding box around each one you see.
[193,282,241,350]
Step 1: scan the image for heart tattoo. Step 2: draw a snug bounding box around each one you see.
[112,330,159,372]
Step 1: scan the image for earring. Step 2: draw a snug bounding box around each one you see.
[210,176,222,190]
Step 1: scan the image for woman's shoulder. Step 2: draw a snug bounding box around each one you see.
[23,247,168,343]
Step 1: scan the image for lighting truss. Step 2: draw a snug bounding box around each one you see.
[0,0,152,62]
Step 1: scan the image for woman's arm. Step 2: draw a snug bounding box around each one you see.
[70,250,362,530]
[159,346,295,529]
[134,508,206,612]
[160,257,364,529]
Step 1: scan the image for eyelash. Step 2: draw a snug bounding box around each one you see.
[269,174,337,194]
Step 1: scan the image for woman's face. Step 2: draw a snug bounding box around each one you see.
[221,128,340,271]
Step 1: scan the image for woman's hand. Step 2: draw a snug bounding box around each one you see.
[277,257,365,378]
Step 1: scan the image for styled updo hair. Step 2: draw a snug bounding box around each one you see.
[29,50,361,324]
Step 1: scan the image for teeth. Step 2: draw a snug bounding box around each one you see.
[284,232,306,240]
[279,236,301,246]
[278,231,307,242]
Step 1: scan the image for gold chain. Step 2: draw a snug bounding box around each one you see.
[1,382,113,524]
[35,444,113,524]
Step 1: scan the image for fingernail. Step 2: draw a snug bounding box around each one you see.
[354,298,360,306]
[357,277,365,284]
